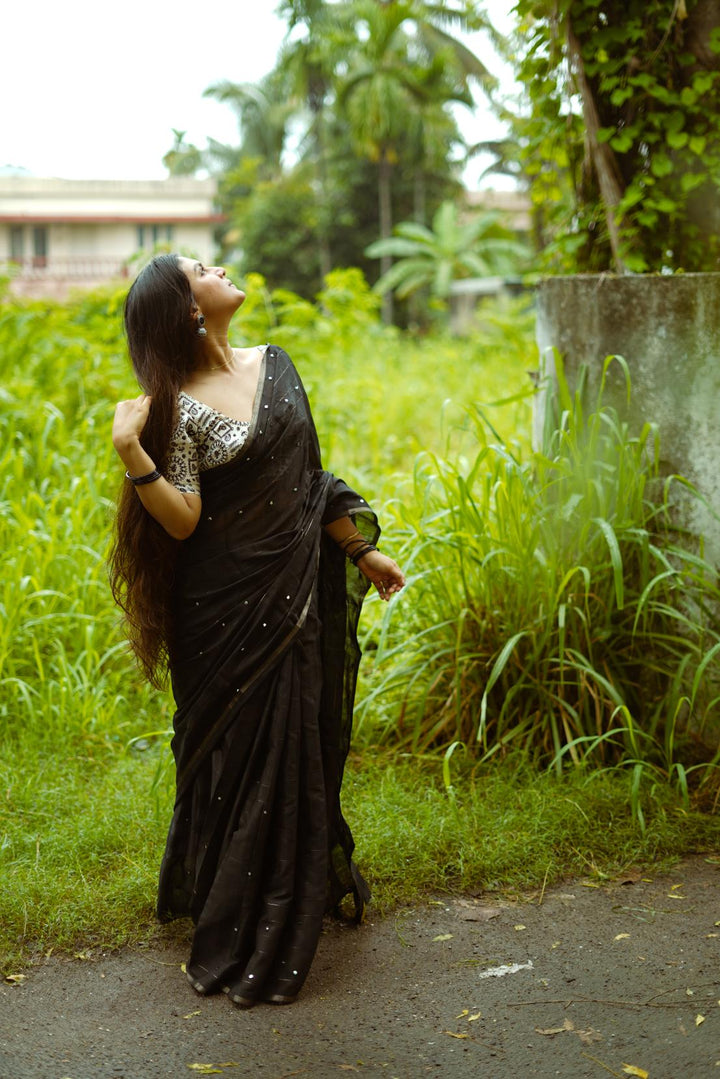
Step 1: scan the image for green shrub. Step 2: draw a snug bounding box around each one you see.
[359,355,720,810]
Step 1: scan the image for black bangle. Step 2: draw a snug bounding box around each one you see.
[126,468,162,486]
[343,538,368,556]
[350,543,377,565]
[339,530,364,552]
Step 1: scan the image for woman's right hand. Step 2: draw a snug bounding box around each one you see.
[112,394,152,450]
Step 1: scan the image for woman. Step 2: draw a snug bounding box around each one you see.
[110,254,404,1007]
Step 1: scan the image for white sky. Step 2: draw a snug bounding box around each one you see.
[2,0,515,188]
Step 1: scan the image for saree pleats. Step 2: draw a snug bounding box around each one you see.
[157,346,376,1003]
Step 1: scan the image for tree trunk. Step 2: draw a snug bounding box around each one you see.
[567,20,627,273]
[413,170,426,224]
[314,108,333,281]
[378,149,394,324]
[535,272,720,564]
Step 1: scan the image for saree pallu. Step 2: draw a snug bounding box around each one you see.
[157,346,377,1004]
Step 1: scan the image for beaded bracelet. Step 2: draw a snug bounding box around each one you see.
[126,468,162,486]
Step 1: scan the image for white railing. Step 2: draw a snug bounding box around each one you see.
[0,256,131,280]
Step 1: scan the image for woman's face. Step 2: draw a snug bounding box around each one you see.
[178,257,245,321]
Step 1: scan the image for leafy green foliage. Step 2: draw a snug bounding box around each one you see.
[233,168,327,297]
[1,277,717,970]
[163,0,496,307]
[0,275,534,965]
[360,355,720,807]
[510,0,720,271]
[366,200,528,300]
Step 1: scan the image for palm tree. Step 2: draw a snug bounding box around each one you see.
[202,77,294,181]
[365,198,527,302]
[335,0,495,321]
[270,7,357,277]
[335,5,416,321]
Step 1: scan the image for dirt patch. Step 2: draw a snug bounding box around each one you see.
[2,855,719,1078]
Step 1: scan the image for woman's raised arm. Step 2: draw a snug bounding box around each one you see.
[112,395,201,541]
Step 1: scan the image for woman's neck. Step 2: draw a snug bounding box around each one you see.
[196,331,235,372]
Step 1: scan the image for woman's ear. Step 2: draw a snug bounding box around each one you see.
[190,303,205,333]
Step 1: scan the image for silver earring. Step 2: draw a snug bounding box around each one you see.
[196,314,207,337]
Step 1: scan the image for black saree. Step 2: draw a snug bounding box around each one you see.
[157,345,377,1005]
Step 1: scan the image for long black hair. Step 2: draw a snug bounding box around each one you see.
[109,253,201,686]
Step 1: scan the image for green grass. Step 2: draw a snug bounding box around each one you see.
[0,271,717,973]
[346,755,720,909]
[2,748,718,973]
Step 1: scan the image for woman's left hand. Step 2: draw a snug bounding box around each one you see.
[356,550,406,601]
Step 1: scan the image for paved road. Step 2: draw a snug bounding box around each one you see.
[2,856,719,1078]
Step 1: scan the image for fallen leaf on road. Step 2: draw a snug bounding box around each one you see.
[183,1011,201,1019]
[706,934,718,938]
[686,989,694,996]
[455,904,500,923]
[551,941,561,949]
[536,1019,601,1046]
[432,934,453,942]
[455,1009,469,1019]
[667,893,686,900]
[696,1015,706,1026]
[514,924,527,931]
[577,1028,602,1046]
[468,1012,482,1022]
[187,1066,239,1075]
[621,1067,649,1078]
[536,1019,575,1036]
[614,934,631,941]
[3,974,26,985]
[443,1032,469,1040]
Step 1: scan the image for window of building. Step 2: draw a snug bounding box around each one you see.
[136,224,174,250]
[10,226,24,260]
[33,226,48,267]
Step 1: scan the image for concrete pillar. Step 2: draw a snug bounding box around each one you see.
[535,273,720,559]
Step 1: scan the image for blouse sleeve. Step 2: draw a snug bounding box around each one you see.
[165,408,201,495]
